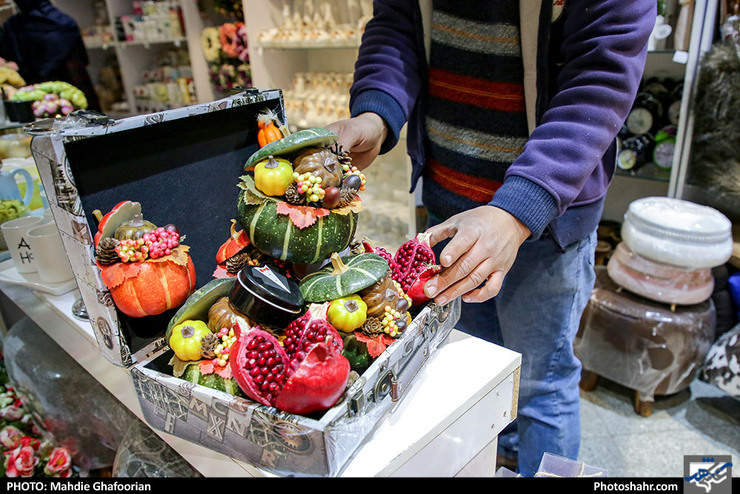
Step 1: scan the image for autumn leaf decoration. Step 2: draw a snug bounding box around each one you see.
[355,331,396,358]
[275,201,330,229]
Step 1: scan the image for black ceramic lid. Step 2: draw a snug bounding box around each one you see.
[233,264,304,313]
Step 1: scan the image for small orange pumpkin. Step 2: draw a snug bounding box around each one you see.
[258,120,282,147]
[216,219,250,265]
[99,246,196,318]
[257,110,284,148]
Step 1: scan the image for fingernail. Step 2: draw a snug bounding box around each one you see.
[424,280,437,297]
[436,295,447,305]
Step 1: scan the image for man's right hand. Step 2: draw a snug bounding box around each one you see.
[325,112,388,170]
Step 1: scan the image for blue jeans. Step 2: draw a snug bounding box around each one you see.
[429,221,597,476]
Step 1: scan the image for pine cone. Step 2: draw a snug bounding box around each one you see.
[226,251,251,273]
[284,181,305,205]
[360,317,384,336]
[331,142,352,167]
[337,185,358,208]
[200,332,219,359]
[349,239,364,255]
[96,237,120,265]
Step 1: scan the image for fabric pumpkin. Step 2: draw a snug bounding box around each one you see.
[99,246,196,318]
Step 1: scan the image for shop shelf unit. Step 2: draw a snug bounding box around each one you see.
[602,0,720,222]
[55,0,215,117]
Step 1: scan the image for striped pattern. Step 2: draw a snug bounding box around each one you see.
[426,116,526,164]
[238,199,357,264]
[423,2,529,220]
[299,253,390,302]
[431,10,521,57]
[426,158,502,203]
[428,68,526,113]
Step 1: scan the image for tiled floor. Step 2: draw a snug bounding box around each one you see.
[577,377,740,477]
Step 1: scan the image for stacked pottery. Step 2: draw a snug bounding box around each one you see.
[607,197,734,306]
[576,197,733,410]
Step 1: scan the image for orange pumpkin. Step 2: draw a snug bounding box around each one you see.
[258,120,282,147]
[99,246,196,318]
[216,219,250,265]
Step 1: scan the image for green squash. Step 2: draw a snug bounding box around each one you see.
[341,332,373,374]
[244,128,338,171]
[299,252,389,302]
[237,199,358,265]
[181,361,245,397]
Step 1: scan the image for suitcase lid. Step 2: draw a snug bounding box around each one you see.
[30,89,286,367]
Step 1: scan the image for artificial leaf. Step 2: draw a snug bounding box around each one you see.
[169,355,189,378]
[98,260,143,289]
[275,201,330,229]
[238,174,277,206]
[148,245,191,266]
[212,265,234,279]
[213,361,233,379]
[332,196,364,215]
[355,331,396,358]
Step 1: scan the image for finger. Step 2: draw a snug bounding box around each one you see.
[461,270,505,303]
[425,221,458,249]
[432,257,498,305]
[436,225,482,268]
[327,120,361,151]
[423,235,485,298]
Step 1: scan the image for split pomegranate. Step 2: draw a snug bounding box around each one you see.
[230,305,350,415]
[362,237,398,273]
[392,232,438,304]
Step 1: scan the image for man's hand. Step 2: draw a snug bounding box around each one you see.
[326,112,388,170]
[423,206,531,304]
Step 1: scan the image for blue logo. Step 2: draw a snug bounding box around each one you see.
[684,456,732,494]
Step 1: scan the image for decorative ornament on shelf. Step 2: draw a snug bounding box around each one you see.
[257,0,372,48]
[219,22,249,62]
[200,27,222,63]
[196,0,243,18]
[0,56,25,99]
[10,81,87,118]
[201,20,251,94]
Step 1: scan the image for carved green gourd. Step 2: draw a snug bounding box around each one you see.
[299,252,390,303]
[237,199,358,264]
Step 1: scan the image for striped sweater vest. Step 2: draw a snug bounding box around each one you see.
[423,1,530,221]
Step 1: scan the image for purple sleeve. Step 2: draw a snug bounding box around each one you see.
[490,0,656,236]
[349,0,424,153]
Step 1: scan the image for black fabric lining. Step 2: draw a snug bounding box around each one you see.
[63,100,279,351]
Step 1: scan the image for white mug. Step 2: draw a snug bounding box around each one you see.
[1,215,44,273]
[26,222,74,284]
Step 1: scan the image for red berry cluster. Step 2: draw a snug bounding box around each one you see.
[142,226,180,259]
[115,225,180,263]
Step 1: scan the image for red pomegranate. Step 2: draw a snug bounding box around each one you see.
[362,237,398,273]
[230,304,350,415]
[392,232,439,305]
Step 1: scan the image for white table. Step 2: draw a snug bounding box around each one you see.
[0,260,521,477]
